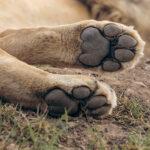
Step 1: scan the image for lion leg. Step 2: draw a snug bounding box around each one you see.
[0,48,116,117]
[0,20,145,72]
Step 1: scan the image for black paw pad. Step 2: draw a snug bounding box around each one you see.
[80,27,109,66]
[89,105,111,116]
[79,53,103,67]
[117,35,137,48]
[86,96,107,109]
[45,89,78,116]
[86,95,110,116]
[45,89,111,118]
[72,86,91,99]
[79,23,138,71]
[102,59,121,72]
[104,24,122,37]
[114,49,135,62]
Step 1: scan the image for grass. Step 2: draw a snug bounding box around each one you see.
[0,95,150,150]
[110,94,150,150]
[0,105,69,150]
[86,125,106,150]
[127,131,150,150]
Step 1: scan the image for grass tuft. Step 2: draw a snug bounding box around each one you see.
[0,95,149,149]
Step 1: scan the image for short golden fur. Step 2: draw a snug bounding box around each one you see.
[82,0,150,56]
[0,0,147,116]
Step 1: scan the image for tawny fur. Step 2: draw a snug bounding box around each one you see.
[0,0,147,115]
[82,0,150,56]
[0,0,90,30]
[0,0,118,114]
[0,48,117,114]
[0,20,145,71]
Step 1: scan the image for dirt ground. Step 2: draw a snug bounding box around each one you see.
[0,56,150,150]
[39,55,150,107]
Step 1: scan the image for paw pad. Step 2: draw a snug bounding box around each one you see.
[45,86,112,118]
[79,23,138,72]
[104,24,122,37]
[72,86,91,99]
[79,27,109,66]
[45,89,78,116]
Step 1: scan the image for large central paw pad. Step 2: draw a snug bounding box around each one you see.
[45,89,78,117]
[44,83,115,118]
[86,96,111,116]
[79,23,139,72]
[79,27,109,66]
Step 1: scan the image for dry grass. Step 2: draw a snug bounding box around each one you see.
[0,94,150,150]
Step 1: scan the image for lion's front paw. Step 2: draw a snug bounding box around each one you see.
[73,21,145,72]
[44,75,117,117]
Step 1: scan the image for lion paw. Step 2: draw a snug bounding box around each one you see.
[76,21,145,72]
[44,75,117,117]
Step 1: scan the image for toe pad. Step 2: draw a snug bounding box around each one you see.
[72,86,91,99]
[79,23,138,71]
[114,49,135,62]
[102,59,121,72]
[104,24,122,37]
